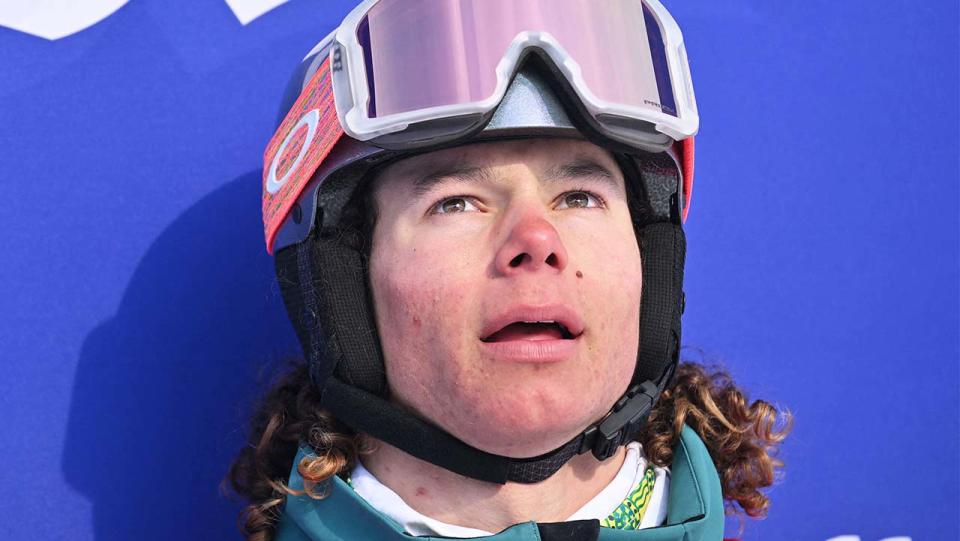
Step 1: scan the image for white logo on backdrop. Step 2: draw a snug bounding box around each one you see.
[222,0,289,25]
[0,0,289,40]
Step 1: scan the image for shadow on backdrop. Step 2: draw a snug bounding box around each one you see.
[62,171,300,539]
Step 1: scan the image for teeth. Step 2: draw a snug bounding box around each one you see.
[521,320,570,334]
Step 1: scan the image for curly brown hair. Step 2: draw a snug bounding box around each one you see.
[224,359,791,540]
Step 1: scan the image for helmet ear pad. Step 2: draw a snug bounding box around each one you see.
[616,153,686,388]
[635,222,685,386]
[274,224,387,398]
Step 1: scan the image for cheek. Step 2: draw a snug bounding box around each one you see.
[600,242,643,326]
[368,239,479,397]
[575,231,643,388]
[573,223,642,308]
[370,246,432,353]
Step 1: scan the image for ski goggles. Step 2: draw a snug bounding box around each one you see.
[262,0,698,253]
[329,0,698,149]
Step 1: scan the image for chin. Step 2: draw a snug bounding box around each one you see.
[448,385,605,458]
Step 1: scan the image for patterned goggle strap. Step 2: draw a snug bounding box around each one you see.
[262,57,344,254]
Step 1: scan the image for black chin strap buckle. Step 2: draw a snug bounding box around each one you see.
[578,381,659,461]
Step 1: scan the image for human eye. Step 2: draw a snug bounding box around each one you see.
[555,190,605,210]
[429,196,481,215]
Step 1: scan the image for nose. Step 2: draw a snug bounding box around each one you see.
[494,212,569,276]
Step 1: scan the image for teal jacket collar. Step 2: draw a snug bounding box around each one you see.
[276,425,723,541]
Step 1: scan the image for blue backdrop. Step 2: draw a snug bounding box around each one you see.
[1,1,957,540]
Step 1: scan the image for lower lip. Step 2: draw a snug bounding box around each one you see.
[479,337,580,364]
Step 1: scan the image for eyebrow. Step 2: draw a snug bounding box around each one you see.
[543,158,623,195]
[411,164,494,197]
[410,156,623,197]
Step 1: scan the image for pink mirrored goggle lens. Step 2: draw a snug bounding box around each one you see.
[357,0,678,120]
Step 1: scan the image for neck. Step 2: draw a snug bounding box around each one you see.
[359,437,626,533]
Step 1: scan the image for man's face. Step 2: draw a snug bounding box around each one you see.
[368,138,642,459]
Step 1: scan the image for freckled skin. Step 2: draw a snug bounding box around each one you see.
[368,138,643,459]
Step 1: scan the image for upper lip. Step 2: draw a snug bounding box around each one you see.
[480,304,585,342]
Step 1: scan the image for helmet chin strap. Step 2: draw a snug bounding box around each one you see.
[276,216,685,485]
[319,363,675,484]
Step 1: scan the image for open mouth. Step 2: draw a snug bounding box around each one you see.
[481,321,576,343]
